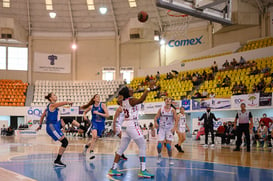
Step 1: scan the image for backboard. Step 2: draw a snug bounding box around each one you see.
[156,0,232,25]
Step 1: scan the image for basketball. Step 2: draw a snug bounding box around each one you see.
[138,11,149,23]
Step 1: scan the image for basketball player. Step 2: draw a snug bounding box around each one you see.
[112,95,127,160]
[82,94,109,160]
[36,92,72,167]
[108,86,154,178]
[154,97,178,165]
[175,107,190,153]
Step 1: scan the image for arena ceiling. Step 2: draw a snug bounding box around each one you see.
[0,0,270,35]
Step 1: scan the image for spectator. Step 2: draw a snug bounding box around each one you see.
[224,122,235,144]
[154,91,161,99]
[231,58,238,68]
[150,75,154,81]
[181,74,186,81]
[145,75,150,83]
[222,60,230,70]
[209,92,215,98]
[1,125,7,136]
[6,126,14,136]
[261,65,271,76]
[268,79,273,88]
[252,83,258,93]
[202,89,208,98]
[161,90,168,97]
[196,126,205,140]
[222,75,231,87]
[232,82,240,94]
[156,71,160,81]
[216,122,227,144]
[202,71,207,81]
[257,80,265,93]
[255,121,268,148]
[249,67,260,76]
[172,70,179,78]
[193,90,202,99]
[216,80,222,88]
[186,73,192,80]
[211,61,218,73]
[259,113,272,147]
[207,72,214,81]
[239,56,246,67]
[239,81,247,94]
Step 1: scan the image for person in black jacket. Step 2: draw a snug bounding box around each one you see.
[198,107,219,147]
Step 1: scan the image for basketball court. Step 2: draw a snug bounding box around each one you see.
[0,0,273,180]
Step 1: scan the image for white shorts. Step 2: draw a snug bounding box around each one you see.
[178,127,186,133]
[121,121,143,140]
[158,128,173,141]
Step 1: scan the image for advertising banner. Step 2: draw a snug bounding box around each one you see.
[259,93,272,106]
[181,100,191,110]
[231,93,259,108]
[34,52,71,73]
[192,98,231,110]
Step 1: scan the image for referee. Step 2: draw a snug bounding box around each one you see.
[233,103,253,152]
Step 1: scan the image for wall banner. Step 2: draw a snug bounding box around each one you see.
[231,93,259,108]
[192,98,231,110]
[34,52,71,73]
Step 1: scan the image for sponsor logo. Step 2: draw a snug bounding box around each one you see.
[168,36,203,48]
[27,108,42,117]
[234,98,244,104]
[48,54,58,65]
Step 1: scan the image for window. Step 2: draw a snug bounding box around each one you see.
[3,0,10,8]
[120,67,134,83]
[87,0,95,10]
[45,0,53,10]
[102,67,115,81]
[8,47,28,71]
[0,46,6,69]
[128,0,137,8]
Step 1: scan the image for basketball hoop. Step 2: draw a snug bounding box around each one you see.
[167,10,188,18]
[165,10,191,39]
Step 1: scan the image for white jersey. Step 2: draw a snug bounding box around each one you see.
[116,106,125,127]
[258,126,267,135]
[179,113,186,128]
[122,98,140,121]
[159,106,174,130]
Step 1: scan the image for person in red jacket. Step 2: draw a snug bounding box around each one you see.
[216,122,227,144]
[259,114,272,147]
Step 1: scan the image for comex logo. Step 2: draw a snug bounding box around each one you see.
[48,54,58,65]
[168,36,203,48]
[234,99,244,104]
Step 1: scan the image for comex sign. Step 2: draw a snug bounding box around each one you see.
[168,36,203,48]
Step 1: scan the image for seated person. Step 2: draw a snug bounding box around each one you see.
[211,61,218,73]
[216,122,226,144]
[239,56,246,67]
[222,75,231,87]
[231,58,238,68]
[202,89,208,98]
[261,65,271,76]
[196,126,205,140]
[224,121,235,145]
[192,91,201,99]
[222,60,230,70]
[154,91,161,99]
[256,121,268,148]
[6,126,14,136]
[252,83,258,93]
[1,125,7,136]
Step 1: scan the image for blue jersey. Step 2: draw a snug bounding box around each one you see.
[91,103,105,123]
[45,103,59,124]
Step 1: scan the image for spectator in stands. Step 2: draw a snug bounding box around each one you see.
[193,90,202,99]
[181,74,186,81]
[162,90,168,97]
[239,56,246,68]
[196,126,205,140]
[239,81,247,94]
[259,113,272,147]
[268,79,273,88]
[207,72,214,81]
[192,75,201,86]
[202,71,207,81]
[136,85,145,93]
[255,121,268,148]
[216,122,227,144]
[249,67,260,76]
[252,83,258,93]
[150,75,154,81]
[151,83,161,92]
[222,60,230,70]
[232,82,240,95]
[222,75,231,87]
[145,75,150,83]
[156,71,160,81]
[154,91,161,99]
[202,89,208,98]
[172,70,179,78]
[216,80,221,88]
[224,121,235,145]
[261,65,271,77]
[231,58,238,68]
[186,73,192,80]
[211,61,218,73]
[209,92,215,98]
[257,79,265,93]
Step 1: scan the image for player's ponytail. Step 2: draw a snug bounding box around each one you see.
[81,94,98,109]
[45,92,53,101]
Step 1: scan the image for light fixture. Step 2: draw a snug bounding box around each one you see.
[49,12,56,19]
[71,43,77,50]
[160,39,166,45]
[99,7,107,14]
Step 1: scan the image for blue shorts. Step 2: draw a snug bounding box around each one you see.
[91,121,105,137]
[46,122,64,141]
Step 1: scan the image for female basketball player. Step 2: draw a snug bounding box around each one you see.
[175,107,190,153]
[154,97,178,165]
[112,95,127,160]
[108,86,154,178]
[81,94,109,160]
[36,92,73,167]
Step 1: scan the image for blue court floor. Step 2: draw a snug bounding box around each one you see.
[0,153,272,181]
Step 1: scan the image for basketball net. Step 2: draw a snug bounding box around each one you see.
[165,10,192,39]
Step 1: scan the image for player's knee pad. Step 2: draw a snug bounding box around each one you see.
[157,142,162,149]
[166,143,171,152]
[61,138,68,148]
